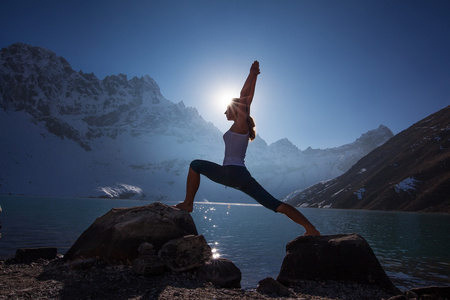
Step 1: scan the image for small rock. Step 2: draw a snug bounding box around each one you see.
[197,258,242,288]
[158,235,211,272]
[405,290,419,298]
[387,295,408,300]
[137,243,155,255]
[257,277,293,297]
[408,286,450,299]
[132,256,165,276]
[70,259,96,270]
[15,247,57,262]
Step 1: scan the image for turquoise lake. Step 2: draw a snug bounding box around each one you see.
[0,195,449,290]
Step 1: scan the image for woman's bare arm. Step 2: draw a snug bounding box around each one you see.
[239,61,260,115]
[240,61,260,99]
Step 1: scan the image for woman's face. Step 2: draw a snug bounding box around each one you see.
[224,105,236,121]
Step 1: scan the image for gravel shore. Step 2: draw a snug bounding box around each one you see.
[0,257,400,300]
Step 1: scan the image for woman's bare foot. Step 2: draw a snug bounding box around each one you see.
[173,202,193,213]
[303,228,321,236]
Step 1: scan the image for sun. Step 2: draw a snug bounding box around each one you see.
[216,87,238,111]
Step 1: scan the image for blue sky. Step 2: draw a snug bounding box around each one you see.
[1,0,449,149]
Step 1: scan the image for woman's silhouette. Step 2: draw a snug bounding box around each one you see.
[176,61,320,236]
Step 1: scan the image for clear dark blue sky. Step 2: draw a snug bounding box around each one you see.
[1,0,449,149]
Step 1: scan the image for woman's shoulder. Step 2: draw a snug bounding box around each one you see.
[229,123,249,135]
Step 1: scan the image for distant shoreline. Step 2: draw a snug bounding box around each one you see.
[1,193,448,214]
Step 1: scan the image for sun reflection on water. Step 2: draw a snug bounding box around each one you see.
[211,247,221,259]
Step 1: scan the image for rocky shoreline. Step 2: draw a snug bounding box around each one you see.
[2,255,449,300]
[1,256,400,300]
[2,203,448,300]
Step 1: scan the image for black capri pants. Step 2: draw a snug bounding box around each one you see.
[190,159,283,212]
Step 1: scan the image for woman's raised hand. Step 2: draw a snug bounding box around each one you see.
[250,60,260,75]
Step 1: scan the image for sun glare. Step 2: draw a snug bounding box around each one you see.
[216,87,238,111]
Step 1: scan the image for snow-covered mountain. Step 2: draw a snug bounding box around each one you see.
[0,43,393,202]
[247,125,393,199]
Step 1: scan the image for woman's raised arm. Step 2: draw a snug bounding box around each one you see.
[239,61,260,114]
[240,61,260,98]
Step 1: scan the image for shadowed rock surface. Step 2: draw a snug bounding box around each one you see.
[64,202,198,264]
[15,247,57,263]
[158,234,212,272]
[197,257,242,288]
[277,233,401,295]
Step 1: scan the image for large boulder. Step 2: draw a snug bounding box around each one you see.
[158,235,212,272]
[277,233,400,295]
[64,202,198,264]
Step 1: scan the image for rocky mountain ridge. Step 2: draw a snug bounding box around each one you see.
[286,105,450,213]
[0,43,393,201]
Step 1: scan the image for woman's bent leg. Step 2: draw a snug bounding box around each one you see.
[276,203,321,236]
[175,166,199,212]
[175,160,228,213]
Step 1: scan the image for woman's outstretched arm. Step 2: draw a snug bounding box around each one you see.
[240,61,260,98]
[239,61,260,114]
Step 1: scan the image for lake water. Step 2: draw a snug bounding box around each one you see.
[0,195,449,291]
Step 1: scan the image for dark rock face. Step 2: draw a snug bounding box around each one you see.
[15,247,57,262]
[158,235,212,272]
[407,286,450,299]
[132,242,166,276]
[287,105,450,213]
[277,233,400,295]
[62,203,242,287]
[133,255,166,277]
[64,203,198,264]
[197,258,242,288]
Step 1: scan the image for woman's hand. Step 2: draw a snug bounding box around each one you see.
[250,60,260,75]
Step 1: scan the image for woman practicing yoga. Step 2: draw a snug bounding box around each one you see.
[175,61,320,236]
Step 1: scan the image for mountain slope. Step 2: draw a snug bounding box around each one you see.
[247,125,394,197]
[286,105,450,213]
[0,43,393,201]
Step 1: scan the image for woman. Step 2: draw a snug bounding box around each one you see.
[176,61,320,236]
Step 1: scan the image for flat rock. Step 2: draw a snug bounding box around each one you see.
[277,233,400,295]
[64,202,198,264]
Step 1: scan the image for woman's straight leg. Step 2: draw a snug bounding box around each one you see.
[276,203,321,236]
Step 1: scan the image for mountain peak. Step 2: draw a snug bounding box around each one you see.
[0,43,219,149]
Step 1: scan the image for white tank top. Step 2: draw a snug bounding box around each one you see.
[222,130,249,167]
